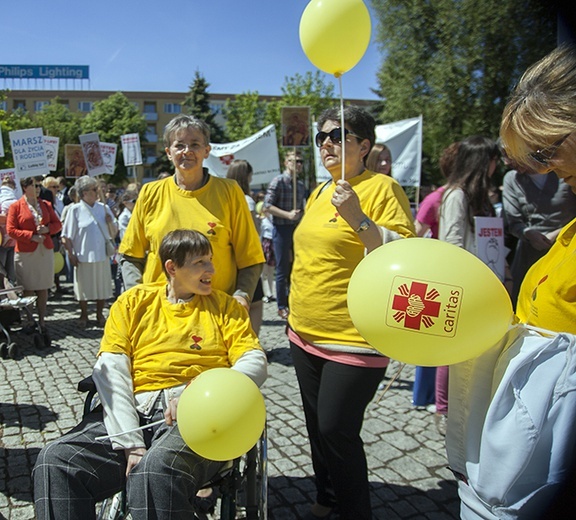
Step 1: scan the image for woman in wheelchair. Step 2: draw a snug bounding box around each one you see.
[33,229,268,520]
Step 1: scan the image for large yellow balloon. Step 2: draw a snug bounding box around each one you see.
[348,239,515,366]
[299,0,371,77]
[53,251,65,274]
[177,368,266,461]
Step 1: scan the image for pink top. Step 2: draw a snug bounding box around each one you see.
[288,327,389,368]
[416,186,446,238]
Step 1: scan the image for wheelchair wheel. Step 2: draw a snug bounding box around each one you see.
[7,342,18,359]
[244,430,267,519]
[0,342,7,359]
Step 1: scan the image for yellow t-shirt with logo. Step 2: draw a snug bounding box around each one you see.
[99,282,263,393]
[119,175,264,294]
[517,217,576,334]
[288,170,415,348]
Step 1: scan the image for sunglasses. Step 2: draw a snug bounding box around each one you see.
[315,128,363,148]
[529,133,571,170]
[34,184,43,188]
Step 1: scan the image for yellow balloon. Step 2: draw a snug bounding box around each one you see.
[347,238,514,366]
[53,251,65,274]
[177,368,266,461]
[299,0,371,76]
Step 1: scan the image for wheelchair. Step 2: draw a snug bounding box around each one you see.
[78,376,267,520]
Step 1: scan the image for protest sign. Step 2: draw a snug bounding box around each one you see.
[65,144,87,178]
[100,142,118,175]
[80,133,107,176]
[281,107,311,147]
[9,128,49,178]
[121,133,143,166]
[0,127,4,157]
[205,125,280,187]
[475,216,505,282]
[44,136,60,171]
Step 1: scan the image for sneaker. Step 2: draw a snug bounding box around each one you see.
[435,413,447,436]
[278,308,289,320]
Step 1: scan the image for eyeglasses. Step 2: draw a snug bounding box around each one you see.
[288,159,304,164]
[528,133,571,170]
[34,184,43,188]
[315,128,363,148]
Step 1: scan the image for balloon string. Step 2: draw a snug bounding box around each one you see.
[95,418,167,442]
[339,75,345,182]
[374,362,406,405]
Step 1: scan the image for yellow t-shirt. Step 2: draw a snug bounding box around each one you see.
[517,217,576,334]
[288,170,415,348]
[99,282,263,392]
[119,175,264,294]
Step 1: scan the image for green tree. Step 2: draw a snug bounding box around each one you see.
[81,92,147,183]
[371,0,556,184]
[33,98,82,175]
[223,91,267,142]
[182,70,227,143]
[0,97,34,170]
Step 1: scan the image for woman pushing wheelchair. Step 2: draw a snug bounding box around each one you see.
[33,229,268,520]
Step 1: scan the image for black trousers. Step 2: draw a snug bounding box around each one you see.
[290,342,386,520]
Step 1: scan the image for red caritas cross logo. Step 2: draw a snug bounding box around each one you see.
[386,276,463,337]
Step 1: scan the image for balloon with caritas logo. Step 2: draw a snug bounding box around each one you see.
[347,238,515,366]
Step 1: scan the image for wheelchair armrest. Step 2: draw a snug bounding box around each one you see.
[78,375,96,393]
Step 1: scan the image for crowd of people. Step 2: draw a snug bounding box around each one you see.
[0,43,573,520]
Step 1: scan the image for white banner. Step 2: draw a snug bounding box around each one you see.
[44,136,60,171]
[314,116,423,187]
[0,127,4,157]
[375,116,422,187]
[474,216,505,282]
[9,128,49,179]
[79,132,107,177]
[121,133,143,167]
[205,125,281,187]
[100,142,118,175]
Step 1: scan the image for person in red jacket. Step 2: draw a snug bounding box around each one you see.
[7,176,62,333]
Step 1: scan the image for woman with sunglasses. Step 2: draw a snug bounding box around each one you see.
[445,45,576,519]
[288,106,415,519]
[6,176,62,339]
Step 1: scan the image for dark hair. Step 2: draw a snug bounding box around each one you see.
[317,105,376,163]
[21,176,43,190]
[226,160,253,196]
[446,136,499,224]
[438,142,461,179]
[159,229,212,277]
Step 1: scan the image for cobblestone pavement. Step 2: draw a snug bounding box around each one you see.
[0,285,460,519]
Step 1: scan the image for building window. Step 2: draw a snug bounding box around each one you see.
[0,101,7,111]
[78,101,94,112]
[143,102,156,113]
[13,100,26,111]
[209,103,223,115]
[34,101,51,111]
[164,103,182,114]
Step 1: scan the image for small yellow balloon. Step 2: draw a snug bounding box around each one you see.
[348,239,514,366]
[299,0,371,76]
[53,251,65,274]
[177,368,266,461]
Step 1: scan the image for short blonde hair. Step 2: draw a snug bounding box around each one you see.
[500,44,576,167]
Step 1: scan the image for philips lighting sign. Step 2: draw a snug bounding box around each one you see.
[0,65,89,80]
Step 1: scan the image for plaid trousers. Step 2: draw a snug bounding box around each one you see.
[33,408,226,520]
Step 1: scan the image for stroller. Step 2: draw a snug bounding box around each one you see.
[0,265,49,359]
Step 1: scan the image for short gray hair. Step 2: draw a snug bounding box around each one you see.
[163,114,211,148]
[74,175,99,198]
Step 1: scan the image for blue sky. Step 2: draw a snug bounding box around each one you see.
[0,0,381,101]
